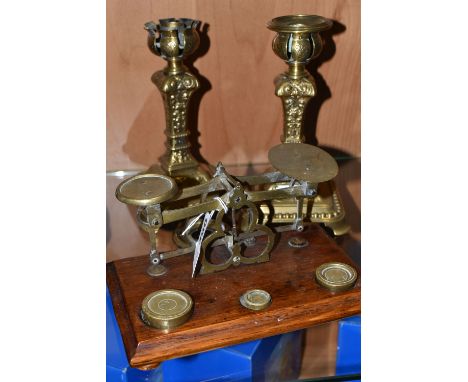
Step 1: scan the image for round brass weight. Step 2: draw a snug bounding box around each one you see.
[141,289,193,329]
[315,262,357,292]
[240,289,272,311]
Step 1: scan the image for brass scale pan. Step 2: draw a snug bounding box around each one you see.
[268,143,338,184]
[116,143,338,204]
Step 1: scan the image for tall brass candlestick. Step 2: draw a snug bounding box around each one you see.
[265,15,349,235]
[267,15,332,143]
[145,19,209,186]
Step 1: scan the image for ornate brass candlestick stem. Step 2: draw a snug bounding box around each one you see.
[145,19,209,186]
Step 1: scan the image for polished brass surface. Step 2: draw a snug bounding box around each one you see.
[141,289,194,329]
[274,73,315,143]
[118,161,321,276]
[267,15,333,34]
[145,19,209,184]
[315,262,357,292]
[259,181,349,235]
[198,178,275,275]
[267,15,331,143]
[268,143,338,184]
[115,15,352,277]
[240,289,272,311]
[265,15,349,234]
[116,173,178,206]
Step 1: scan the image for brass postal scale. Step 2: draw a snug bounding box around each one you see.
[108,15,360,368]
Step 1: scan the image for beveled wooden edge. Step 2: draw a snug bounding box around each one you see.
[129,288,360,369]
[106,263,140,365]
[106,225,361,370]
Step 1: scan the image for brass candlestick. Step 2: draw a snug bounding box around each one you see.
[145,18,209,186]
[264,15,349,235]
[267,15,331,143]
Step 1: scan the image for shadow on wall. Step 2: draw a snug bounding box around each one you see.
[122,23,212,168]
[303,20,347,146]
[302,20,361,265]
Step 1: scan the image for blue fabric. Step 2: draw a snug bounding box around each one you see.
[336,315,361,382]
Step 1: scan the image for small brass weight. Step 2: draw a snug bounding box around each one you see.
[116,15,350,278]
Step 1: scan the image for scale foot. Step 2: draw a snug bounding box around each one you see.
[147,264,168,277]
[288,236,309,248]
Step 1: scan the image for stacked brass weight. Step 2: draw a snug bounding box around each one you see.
[144,18,210,187]
[263,15,350,235]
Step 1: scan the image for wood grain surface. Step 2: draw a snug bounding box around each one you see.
[107,0,361,170]
[106,225,361,369]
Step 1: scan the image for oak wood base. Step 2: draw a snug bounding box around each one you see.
[106,224,361,370]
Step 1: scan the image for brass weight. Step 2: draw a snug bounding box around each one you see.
[141,289,194,329]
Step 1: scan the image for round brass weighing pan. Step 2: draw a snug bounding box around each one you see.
[268,143,338,183]
[116,173,178,206]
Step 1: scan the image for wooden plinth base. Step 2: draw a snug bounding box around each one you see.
[106,224,361,370]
